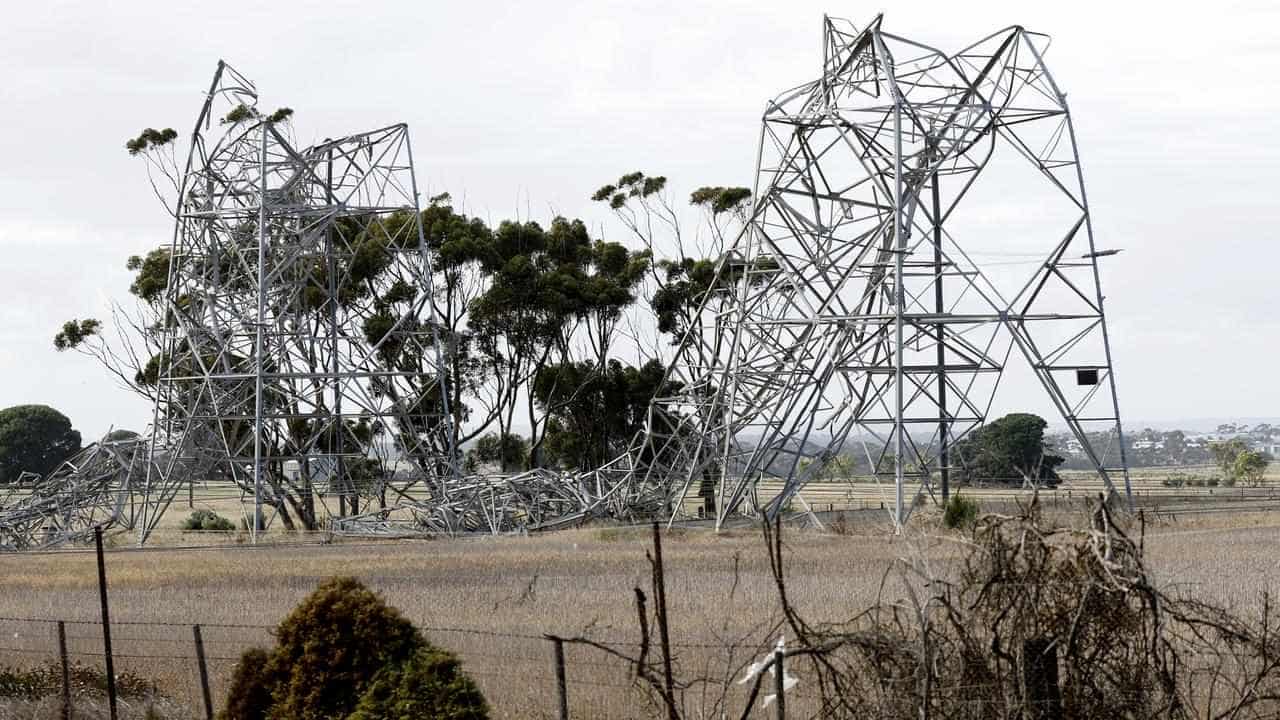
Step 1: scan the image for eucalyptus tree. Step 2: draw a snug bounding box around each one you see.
[590,172,752,349]
[467,215,650,469]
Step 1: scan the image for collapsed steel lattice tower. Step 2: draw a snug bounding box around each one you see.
[137,62,457,542]
[637,15,1132,528]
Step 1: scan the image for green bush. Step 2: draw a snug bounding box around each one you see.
[181,509,236,532]
[942,494,979,529]
[349,647,489,720]
[219,647,274,720]
[269,577,421,720]
[220,576,486,720]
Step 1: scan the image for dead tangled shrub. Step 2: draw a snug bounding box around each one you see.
[761,497,1280,719]
[590,501,1280,720]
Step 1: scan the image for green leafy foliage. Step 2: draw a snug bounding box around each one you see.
[0,405,81,483]
[219,577,486,720]
[348,647,489,720]
[126,247,172,305]
[270,577,421,720]
[219,105,292,125]
[942,494,979,529]
[952,413,1063,485]
[649,254,773,340]
[125,127,177,155]
[468,218,651,458]
[53,318,102,351]
[219,647,275,720]
[180,509,236,532]
[1209,438,1248,474]
[651,257,718,337]
[591,171,668,209]
[466,432,528,472]
[1232,449,1269,487]
[1210,439,1270,487]
[221,104,259,125]
[689,185,752,215]
[533,359,667,470]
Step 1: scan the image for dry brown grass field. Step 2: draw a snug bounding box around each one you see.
[1,502,1278,719]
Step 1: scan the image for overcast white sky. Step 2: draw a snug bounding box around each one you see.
[1,0,1277,439]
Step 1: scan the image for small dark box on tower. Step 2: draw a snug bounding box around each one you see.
[1076,369,1099,386]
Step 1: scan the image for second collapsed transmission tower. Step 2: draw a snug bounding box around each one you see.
[138,62,457,542]
[636,15,1132,528]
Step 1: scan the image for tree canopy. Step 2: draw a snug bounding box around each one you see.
[533,358,668,470]
[953,413,1064,484]
[1210,439,1271,487]
[0,405,82,482]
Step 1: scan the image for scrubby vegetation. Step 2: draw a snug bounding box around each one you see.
[941,493,979,528]
[348,647,489,720]
[0,661,158,700]
[744,502,1280,719]
[180,509,237,532]
[220,576,486,720]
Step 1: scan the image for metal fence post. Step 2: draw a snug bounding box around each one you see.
[57,620,71,720]
[94,526,118,720]
[193,624,214,720]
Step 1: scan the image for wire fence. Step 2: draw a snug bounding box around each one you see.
[3,612,1276,719]
[0,612,795,719]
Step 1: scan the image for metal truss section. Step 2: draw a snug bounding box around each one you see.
[135,61,459,542]
[335,453,660,534]
[0,432,148,551]
[637,15,1132,529]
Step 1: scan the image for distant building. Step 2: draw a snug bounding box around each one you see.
[1256,441,1280,457]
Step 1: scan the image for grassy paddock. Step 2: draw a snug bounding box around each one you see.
[0,507,1277,718]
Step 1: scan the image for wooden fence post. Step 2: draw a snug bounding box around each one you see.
[550,636,569,720]
[651,523,678,720]
[1023,638,1063,720]
[57,620,70,720]
[94,526,118,720]
[193,625,214,720]
[773,650,786,720]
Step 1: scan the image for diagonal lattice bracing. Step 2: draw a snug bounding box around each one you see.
[634,15,1132,529]
[135,62,460,541]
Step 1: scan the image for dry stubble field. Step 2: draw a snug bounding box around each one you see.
[0,509,1278,719]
